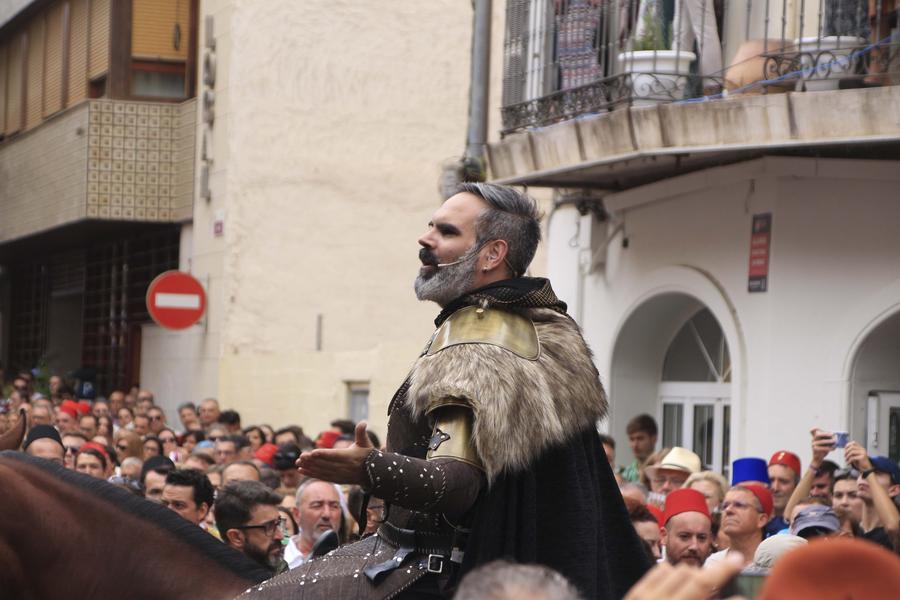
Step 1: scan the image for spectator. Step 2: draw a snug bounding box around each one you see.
[766,450,802,536]
[260,424,275,444]
[273,443,303,490]
[244,426,266,453]
[141,455,175,501]
[207,464,224,490]
[108,390,126,417]
[120,456,143,480]
[622,414,658,484]
[751,534,807,570]
[646,447,702,505]
[79,414,98,439]
[147,406,167,435]
[143,435,163,459]
[790,504,841,540]
[705,484,772,567]
[96,416,114,445]
[832,468,864,526]
[136,388,154,406]
[620,481,649,505]
[91,400,110,420]
[809,460,839,501]
[254,442,279,469]
[625,497,662,560]
[731,457,770,487]
[61,432,87,470]
[661,488,712,567]
[222,460,262,486]
[117,406,134,429]
[273,426,303,448]
[846,441,900,550]
[199,398,221,430]
[278,506,299,537]
[114,429,143,464]
[785,428,842,524]
[598,433,618,474]
[206,423,228,443]
[75,442,111,479]
[55,402,79,434]
[285,479,343,569]
[158,428,179,461]
[177,402,200,433]
[30,404,52,427]
[455,560,583,600]
[685,471,729,514]
[162,468,215,526]
[219,409,242,433]
[23,425,65,466]
[329,419,355,435]
[215,434,249,465]
[183,451,216,473]
[133,414,150,437]
[182,429,205,455]
[216,480,286,574]
[135,394,154,418]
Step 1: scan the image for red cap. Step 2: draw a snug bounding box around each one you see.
[769,450,801,477]
[254,443,279,467]
[646,504,665,527]
[59,400,79,419]
[76,400,92,416]
[79,441,110,463]
[316,430,340,449]
[664,488,711,524]
[741,484,774,518]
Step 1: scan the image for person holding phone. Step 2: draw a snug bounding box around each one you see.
[845,440,900,550]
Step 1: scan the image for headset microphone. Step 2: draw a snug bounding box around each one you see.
[436,253,477,268]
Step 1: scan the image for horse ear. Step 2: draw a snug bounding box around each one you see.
[0,409,28,451]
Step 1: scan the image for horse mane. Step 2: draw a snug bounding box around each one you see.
[1,451,271,585]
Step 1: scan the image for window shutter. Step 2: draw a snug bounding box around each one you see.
[6,34,24,134]
[88,0,110,79]
[68,0,89,104]
[132,0,190,61]
[26,17,45,130]
[0,44,7,135]
[44,3,66,116]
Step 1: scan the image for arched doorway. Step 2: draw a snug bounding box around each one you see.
[609,292,735,476]
[849,310,900,463]
[659,308,731,475]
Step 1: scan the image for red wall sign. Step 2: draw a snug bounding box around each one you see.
[748,213,772,293]
[146,271,207,330]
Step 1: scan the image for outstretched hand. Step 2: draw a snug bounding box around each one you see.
[623,553,745,600]
[295,422,374,485]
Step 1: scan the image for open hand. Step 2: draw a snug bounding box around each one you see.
[295,422,374,485]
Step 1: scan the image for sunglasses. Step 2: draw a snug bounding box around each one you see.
[149,415,164,421]
[65,446,81,455]
[160,437,176,443]
[208,436,223,442]
[233,517,286,537]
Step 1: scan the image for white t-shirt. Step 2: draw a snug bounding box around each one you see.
[283,536,309,570]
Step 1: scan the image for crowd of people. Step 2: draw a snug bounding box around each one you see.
[3,368,900,598]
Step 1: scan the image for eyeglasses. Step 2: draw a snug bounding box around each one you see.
[150,415,164,421]
[721,500,761,512]
[208,436,223,442]
[160,437,176,443]
[651,475,688,486]
[65,446,81,455]
[116,443,129,451]
[233,517,286,537]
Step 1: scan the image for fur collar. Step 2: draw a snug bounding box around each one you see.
[408,307,606,482]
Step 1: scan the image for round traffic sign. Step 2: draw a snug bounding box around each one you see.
[146,271,207,330]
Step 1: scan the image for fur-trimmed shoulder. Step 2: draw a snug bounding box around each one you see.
[408,307,606,482]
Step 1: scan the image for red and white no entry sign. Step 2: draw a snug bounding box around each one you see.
[146,271,207,330]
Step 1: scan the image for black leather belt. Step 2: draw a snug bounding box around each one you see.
[376,520,455,556]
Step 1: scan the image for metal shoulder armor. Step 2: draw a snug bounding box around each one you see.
[426,305,540,360]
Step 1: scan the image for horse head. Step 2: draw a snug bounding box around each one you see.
[0,408,27,451]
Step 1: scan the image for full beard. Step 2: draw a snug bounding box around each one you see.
[244,539,284,573]
[414,245,478,307]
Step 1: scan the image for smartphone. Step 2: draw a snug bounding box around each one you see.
[833,431,850,448]
[718,572,767,599]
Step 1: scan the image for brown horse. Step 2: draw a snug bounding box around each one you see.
[0,414,271,600]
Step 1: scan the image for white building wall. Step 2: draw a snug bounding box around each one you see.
[569,157,900,467]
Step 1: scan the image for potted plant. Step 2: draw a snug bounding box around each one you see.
[618,0,696,105]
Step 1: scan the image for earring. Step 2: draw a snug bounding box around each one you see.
[482,266,488,272]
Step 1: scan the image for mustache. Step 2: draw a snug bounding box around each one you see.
[419,247,438,266]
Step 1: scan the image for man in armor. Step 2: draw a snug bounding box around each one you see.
[243,183,650,599]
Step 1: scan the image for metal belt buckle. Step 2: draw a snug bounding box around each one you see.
[426,554,445,574]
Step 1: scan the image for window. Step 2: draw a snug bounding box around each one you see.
[130,0,190,100]
[347,382,369,423]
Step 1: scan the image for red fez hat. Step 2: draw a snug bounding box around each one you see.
[769,450,801,477]
[647,504,665,527]
[664,488,711,524]
[76,400,92,416]
[79,441,110,463]
[741,484,774,518]
[254,443,279,467]
[316,430,340,449]
[59,400,79,419]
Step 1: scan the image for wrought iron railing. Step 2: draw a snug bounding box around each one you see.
[501,0,900,134]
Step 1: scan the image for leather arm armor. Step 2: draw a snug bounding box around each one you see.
[363,406,484,519]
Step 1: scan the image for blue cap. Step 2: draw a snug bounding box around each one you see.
[732,457,771,486]
[870,456,900,485]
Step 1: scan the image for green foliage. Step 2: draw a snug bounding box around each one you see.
[631,0,671,52]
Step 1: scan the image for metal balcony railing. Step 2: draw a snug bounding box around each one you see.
[501,0,900,134]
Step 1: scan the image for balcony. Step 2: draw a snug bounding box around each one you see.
[0,98,196,245]
[491,0,900,188]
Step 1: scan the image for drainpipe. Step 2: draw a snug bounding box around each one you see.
[464,0,492,178]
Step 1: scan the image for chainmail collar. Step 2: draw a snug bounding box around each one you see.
[434,277,568,327]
